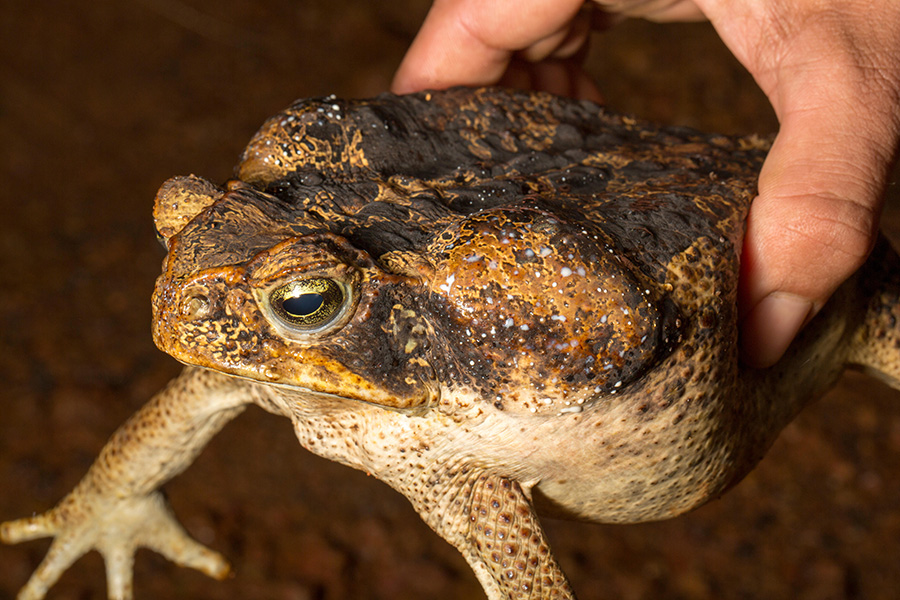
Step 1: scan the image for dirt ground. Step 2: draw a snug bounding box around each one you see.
[2,1,900,599]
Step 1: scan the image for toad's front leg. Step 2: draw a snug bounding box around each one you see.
[1,367,258,600]
[410,468,575,600]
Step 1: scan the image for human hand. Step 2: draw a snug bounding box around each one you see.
[393,0,900,367]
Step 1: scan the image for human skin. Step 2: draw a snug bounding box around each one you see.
[392,0,900,368]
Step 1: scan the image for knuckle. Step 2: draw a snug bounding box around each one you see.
[782,191,878,268]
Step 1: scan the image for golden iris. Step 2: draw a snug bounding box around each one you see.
[269,278,345,329]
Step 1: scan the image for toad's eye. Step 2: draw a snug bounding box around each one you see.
[269,278,346,331]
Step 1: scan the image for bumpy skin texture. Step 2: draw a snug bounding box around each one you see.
[3,87,900,600]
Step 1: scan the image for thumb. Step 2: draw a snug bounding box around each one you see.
[739,103,896,366]
[689,0,900,367]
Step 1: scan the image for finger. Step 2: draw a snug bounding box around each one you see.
[141,495,231,579]
[519,5,595,62]
[739,98,897,367]
[596,0,705,21]
[393,0,585,93]
[148,529,232,580]
[1,513,60,544]
[500,58,604,102]
[103,546,135,600]
[17,536,91,600]
[691,0,900,366]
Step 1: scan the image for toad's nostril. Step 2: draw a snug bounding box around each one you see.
[181,293,210,320]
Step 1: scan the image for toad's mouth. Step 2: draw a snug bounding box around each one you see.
[189,362,440,416]
[154,310,441,412]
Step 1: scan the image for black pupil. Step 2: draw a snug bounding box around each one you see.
[282,293,324,317]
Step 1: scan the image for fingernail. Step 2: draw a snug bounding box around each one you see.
[740,293,814,368]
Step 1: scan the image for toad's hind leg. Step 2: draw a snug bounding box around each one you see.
[847,236,900,388]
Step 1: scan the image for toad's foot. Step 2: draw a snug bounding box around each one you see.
[2,368,253,599]
[1,490,229,600]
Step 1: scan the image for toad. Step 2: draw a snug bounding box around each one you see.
[3,87,899,600]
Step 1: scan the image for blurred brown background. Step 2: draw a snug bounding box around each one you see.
[2,1,899,599]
